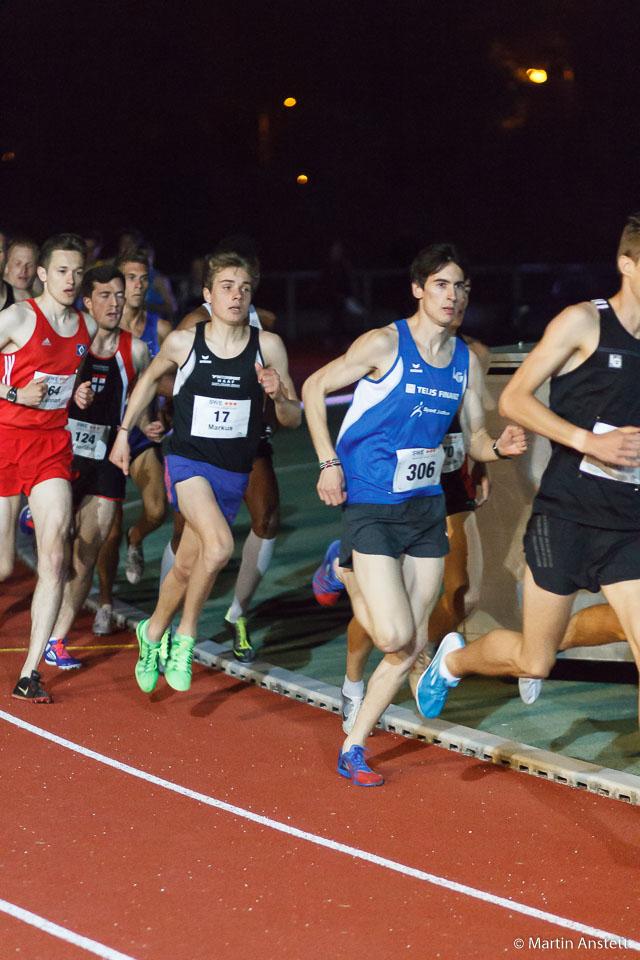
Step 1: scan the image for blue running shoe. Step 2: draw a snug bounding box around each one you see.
[415,631,465,718]
[337,745,384,786]
[312,540,345,606]
[44,637,82,670]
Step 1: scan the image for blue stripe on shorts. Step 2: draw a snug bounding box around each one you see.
[164,454,249,527]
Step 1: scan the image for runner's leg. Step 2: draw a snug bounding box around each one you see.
[52,496,117,639]
[128,447,166,546]
[21,478,72,675]
[0,495,20,581]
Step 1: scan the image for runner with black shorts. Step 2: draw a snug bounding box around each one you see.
[416,213,640,723]
[43,264,151,669]
[93,250,172,633]
[303,244,526,785]
[109,252,301,696]
[0,233,97,702]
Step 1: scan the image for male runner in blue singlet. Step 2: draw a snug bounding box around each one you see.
[303,243,526,785]
[416,214,640,721]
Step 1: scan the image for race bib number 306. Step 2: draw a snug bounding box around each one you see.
[34,371,74,410]
[393,446,445,493]
[191,395,250,439]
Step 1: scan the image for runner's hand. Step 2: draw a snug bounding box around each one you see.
[73,380,95,410]
[317,464,347,505]
[18,376,47,407]
[143,419,165,442]
[495,424,527,457]
[471,461,491,507]
[585,425,640,466]
[255,362,283,401]
[109,428,131,477]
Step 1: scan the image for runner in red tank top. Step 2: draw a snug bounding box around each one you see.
[0,233,98,703]
[44,264,151,671]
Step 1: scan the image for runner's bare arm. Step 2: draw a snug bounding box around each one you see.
[82,310,98,341]
[0,304,46,405]
[459,350,527,461]
[131,337,152,374]
[302,326,397,505]
[500,302,640,465]
[177,306,208,331]
[257,331,301,429]
[109,329,193,474]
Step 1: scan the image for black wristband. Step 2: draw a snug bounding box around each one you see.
[492,439,511,460]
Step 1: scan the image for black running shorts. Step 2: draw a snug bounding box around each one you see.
[72,455,126,508]
[339,494,449,568]
[524,512,640,595]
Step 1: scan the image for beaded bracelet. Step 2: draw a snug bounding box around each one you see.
[319,458,342,470]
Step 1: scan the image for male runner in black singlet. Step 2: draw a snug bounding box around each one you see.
[416,213,640,721]
[110,252,301,695]
[43,264,151,669]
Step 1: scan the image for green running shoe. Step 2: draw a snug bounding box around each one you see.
[224,611,255,663]
[134,619,161,693]
[165,632,195,691]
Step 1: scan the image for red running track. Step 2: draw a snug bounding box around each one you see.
[1,563,640,960]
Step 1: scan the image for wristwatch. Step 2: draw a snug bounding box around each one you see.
[6,386,17,403]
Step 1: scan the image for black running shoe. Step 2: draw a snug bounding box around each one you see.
[12,670,53,703]
[224,611,255,663]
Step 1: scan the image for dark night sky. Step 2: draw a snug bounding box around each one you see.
[1,0,639,271]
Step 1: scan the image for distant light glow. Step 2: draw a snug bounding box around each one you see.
[296,174,308,184]
[284,97,297,107]
[1,151,16,162]
[526,68,548,84]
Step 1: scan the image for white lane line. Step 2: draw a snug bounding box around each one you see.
[0,898,138,960]
[2,710,638,951]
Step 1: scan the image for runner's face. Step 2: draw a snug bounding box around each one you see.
[39,250,85,306]
[450,281,470,333]
[5,244,37,291]
[412,262,466,328]
[84,279,125,331]
[121,261,149,308]
[204,268,253,325]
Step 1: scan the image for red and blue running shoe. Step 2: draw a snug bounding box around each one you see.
[337,745,384,786]
[44,637,82,670]
[19,506,34,536]
[312,540,345,606]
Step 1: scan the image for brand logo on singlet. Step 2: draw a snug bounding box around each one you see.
[410,362,423,373]
[42,338,52,346]
[452,368,465,383]
[91,374,107,394]
[77,345,87,356]
[199,356,212,364]
[210,374,241,389]
[608,354,622,369]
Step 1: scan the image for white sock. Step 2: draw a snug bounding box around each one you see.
[342,677,364,699]
[226,532,276,623]
[439,653,459,683]
[159,540,175,585]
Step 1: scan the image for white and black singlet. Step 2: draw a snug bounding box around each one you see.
[164,321,264,473]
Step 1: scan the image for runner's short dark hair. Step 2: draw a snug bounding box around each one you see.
[39,233,85,270]
[80,264,125,301]
[410,243,468,288]
[617,213,640,266]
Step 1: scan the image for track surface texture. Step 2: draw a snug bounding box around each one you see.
[2,565,640,960]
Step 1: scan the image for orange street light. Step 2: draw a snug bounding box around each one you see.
[284,97,297,107]
[526,68,548,84]
[296,174,308,184]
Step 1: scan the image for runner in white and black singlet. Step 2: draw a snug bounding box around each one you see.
[44,264,151,670]
[417,213,640,724]
[110,252,301,697]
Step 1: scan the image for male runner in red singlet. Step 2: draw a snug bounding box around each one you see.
[43,264,151,668]
[0,233,97,702]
